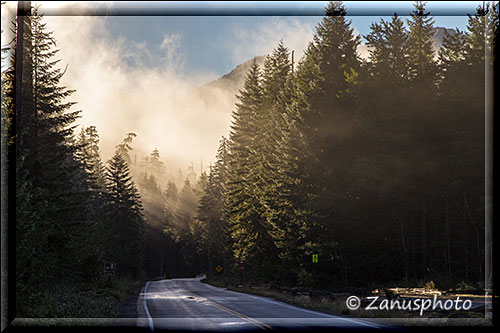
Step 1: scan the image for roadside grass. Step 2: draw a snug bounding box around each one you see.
[17,276,143,318]
[374,275,485,295]
[202,278,488,320]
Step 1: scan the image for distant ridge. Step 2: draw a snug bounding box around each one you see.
[432,26,457,49]
[204,55,266,91]
[195,55,266,110]
[195,26,456,111]
[358,26,456,60]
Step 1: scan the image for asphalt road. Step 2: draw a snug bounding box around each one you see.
[135,276,385,332]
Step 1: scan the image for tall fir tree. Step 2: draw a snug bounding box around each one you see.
[196,137,231,278]
[293,0,362,286]
[406,1,438,87]
[9,4,108,314]
[225,59,265,273]
[105,151,145,278]
[74,126,109,280]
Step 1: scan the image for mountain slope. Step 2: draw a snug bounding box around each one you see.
[195,26,456,113]
[194,55,266,111]
[358,26,457,60]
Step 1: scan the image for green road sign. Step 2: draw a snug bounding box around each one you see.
[312,254,318,263]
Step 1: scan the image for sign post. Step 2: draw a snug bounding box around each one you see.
[312,254,319,278]
[239,264,245,286]
[104,262,115,288]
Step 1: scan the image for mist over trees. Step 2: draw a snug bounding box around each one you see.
[4,4,150,315]
[193,1,496,288]
[3,0,496,318]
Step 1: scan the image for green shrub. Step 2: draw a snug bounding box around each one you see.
[423,280,436,290]
[16,276,142,318]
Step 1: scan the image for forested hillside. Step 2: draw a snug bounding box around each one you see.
[190,1,497,288]
[2,0,496,319]
[3,4,147,317]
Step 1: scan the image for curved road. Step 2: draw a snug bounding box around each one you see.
[136,276,385,332]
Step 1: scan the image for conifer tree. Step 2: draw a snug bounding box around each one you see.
[292,0,362,285]
[9,5,108,313]
[296,0,361,196]
[162,179,180,276]
[105,151,145,277]
[196,137,230,277]
[75,126,106,191]
[225,59,264,271]
[115,132,137,165]
[74,126,109,279]
[439,5,492,279]
[275,78,312,276]
[141,148,166,180]
[174,178,200,275]
[175,178,197,234]
[14,5,92,277]
[365,14,409,88]
[137,148,168,278]
[248,41,293,279]
[406,1,438,86]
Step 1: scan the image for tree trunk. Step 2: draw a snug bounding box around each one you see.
[463,192,482,278]
[409,207,416,280]
[445,200,451,277]
[400,206,408,282]
[159,253,164,278]
[15,1,32,159]
[421,201,427,273]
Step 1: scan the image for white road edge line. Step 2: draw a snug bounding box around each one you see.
[143,281,155,332]
[205,283,381,329]
[247,293,381,329]
[245,292,381,328]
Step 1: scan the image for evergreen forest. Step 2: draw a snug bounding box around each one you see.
[2,1,497,318]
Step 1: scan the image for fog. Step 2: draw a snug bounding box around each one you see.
[2,3,322,187]
[43,14,230,177]
[1,2,376,188]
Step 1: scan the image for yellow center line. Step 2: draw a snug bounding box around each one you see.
[173,281,273,330]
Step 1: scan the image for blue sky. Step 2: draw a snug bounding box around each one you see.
[96,1,485,76]
[0,1,491,171]
[3,1,487,77]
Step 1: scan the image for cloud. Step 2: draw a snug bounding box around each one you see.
[1,9,330,186]
[1,2,17,51]
[228,17,317,64]
[159,32,184,67]
[226,16,372,66]
[160,33,181,51]
[2,6,267,184]
[39,14,230,183]
[357,43,372,60]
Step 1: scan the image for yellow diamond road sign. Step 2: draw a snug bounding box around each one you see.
[215,265,222,273]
